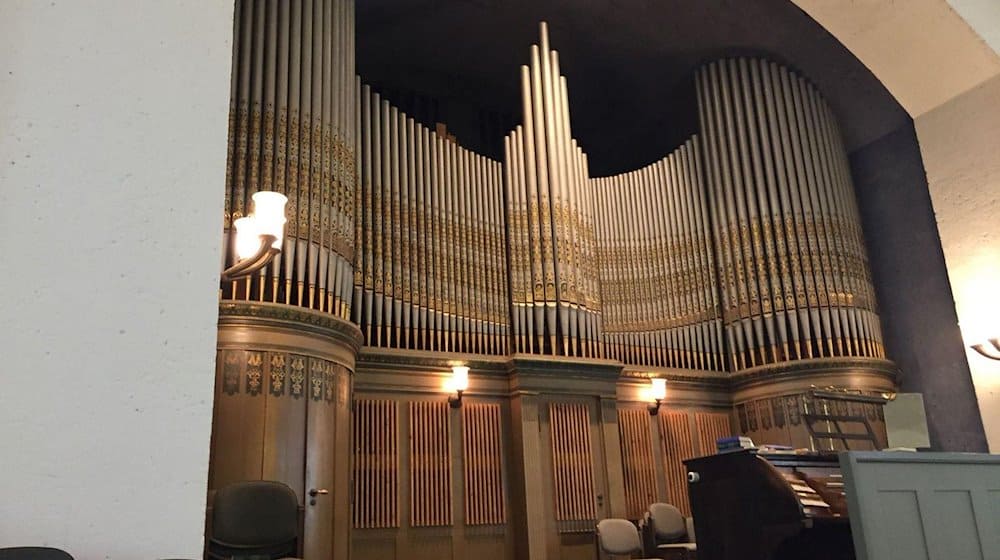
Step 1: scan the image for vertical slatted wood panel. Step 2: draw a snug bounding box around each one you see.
[695,411,733,457]
[409,401,452,526]
[549,402,596,522]
[657,411,695,515]
[618,408,658,519]
[352,399,398,528]
[463,402,506,525]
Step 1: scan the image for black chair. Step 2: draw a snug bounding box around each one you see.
[206,480,301,560]
[0,548,73,560]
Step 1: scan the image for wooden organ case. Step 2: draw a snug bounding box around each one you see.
[684,450,855,560]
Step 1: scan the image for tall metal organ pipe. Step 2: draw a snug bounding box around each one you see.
[504,22,603,358]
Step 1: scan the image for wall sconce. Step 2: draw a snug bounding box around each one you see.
[448,365,469,408]
[648,378,667,416]
[222,191,288,281]
[971,338,1000,361]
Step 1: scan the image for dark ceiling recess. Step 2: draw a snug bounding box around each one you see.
[356,0,908,176]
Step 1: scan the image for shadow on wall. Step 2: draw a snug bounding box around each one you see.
[849,121,988,452]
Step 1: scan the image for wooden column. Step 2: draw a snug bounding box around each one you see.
[508,392,548,560]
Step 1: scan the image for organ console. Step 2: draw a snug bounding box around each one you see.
[684,450,855,560]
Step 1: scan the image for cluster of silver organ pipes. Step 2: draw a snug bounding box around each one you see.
[223,17,885,372]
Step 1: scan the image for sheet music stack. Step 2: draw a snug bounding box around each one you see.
[716,436,754,453]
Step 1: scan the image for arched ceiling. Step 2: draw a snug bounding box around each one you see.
[357,0,910,175]
[792,0,1000,118]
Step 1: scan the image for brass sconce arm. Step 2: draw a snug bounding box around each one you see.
[648,399,663,416]
[221,234,280,282]
[971,338,1000,361]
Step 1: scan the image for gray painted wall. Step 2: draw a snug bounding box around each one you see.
[849,123,988,452]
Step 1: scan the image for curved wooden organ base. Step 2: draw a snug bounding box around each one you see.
[207,302,362,560]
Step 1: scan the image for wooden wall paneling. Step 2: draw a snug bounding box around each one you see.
[618,408,658,519]
[352,399,398,529]
[695,410,733,457]
[657,411,695,515]
[351,537,395,560]
[744,398,787,448]
[261,351,307,499]
[409,401,452,527]
[598,397,626,522]
[510,394,548,560]
[210,349,268,488]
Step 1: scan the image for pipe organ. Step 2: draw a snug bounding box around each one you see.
[221,18,884,372]
[211,10,897,560]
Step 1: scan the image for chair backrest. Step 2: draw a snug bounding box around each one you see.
[639,512,657,555]
[208,480,299,560]
[596,518,641,555]
[648,503,687,542]
[0,548,74,560]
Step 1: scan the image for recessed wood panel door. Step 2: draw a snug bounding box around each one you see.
[304,358,338,559]
[540,397,609,560]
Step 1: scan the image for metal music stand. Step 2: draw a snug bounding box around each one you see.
[802,389,892,451]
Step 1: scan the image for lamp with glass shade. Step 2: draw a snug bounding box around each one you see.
[448,365,469,408]
[222,191,288,281]
[648,378,667,415]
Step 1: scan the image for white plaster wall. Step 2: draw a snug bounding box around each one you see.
[915,74,1000,451]
[0,2,233,558]
[948,0,1000,56]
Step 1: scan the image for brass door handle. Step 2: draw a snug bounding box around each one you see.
[309,488,329,505]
